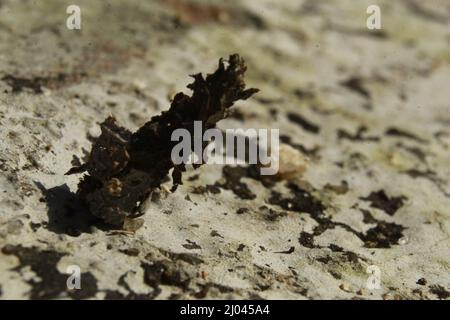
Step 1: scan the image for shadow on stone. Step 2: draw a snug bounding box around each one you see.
[34,182,110,236]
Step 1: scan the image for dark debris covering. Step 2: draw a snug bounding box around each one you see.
[67,54,258,226]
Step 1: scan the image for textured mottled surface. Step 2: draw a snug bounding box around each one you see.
[0,0,449,299]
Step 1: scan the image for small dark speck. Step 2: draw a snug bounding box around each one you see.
[236,207,249,214]
[29,222,42,232]
[183,239,202,250]
[210,230,223,238]
[274,246,295,254]
[119,248,140,256]
[416,278,427,286]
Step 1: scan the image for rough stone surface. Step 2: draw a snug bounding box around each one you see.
[0,0,449,299]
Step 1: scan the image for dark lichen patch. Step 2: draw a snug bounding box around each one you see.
[254,96,284,105]
[299,232,315,248]
[396,143,428,163]
[215,165,257,200]
[323,181,349,195]
[329,270,342,280]
[157,248,204,266]
[317,256,332,264]
[316,247,366,278]
[254,263,311,296]
[362,221,405,248]
[360,209,378,224]
[259,205,287,221]
[328,244,344,252]
[210,230,224,238]
[246,164,283,188]
[29,222,42,232]
[359,208,406,248]
[286,112,320,134]
[187,174,199,181]
[66,54,258,227]
[1,245,98,299]
[337,126,379,142]
[2,73,86,94]
[411,288,427,299]
[142,260,191,293]
[268,183,325,217]
[270,183,360,244]
[236,207,249,214]
[403,169,449,197]
[360,190,406,216]
[119,248,140,256]
[385,127,427,144]
[340,77,370,99]
[360,209,405,248]
[429,285,450,300]
[342,251,359,264]
[268,184,405,249]
[182,239,202,250]
[280,134,320,157]
[191,184,221,195]
[327,244,366,264]
[334,152,369,170]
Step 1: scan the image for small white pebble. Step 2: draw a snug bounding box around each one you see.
[398,236,409,245]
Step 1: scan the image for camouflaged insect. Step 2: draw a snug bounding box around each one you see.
[67,54,259,228]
